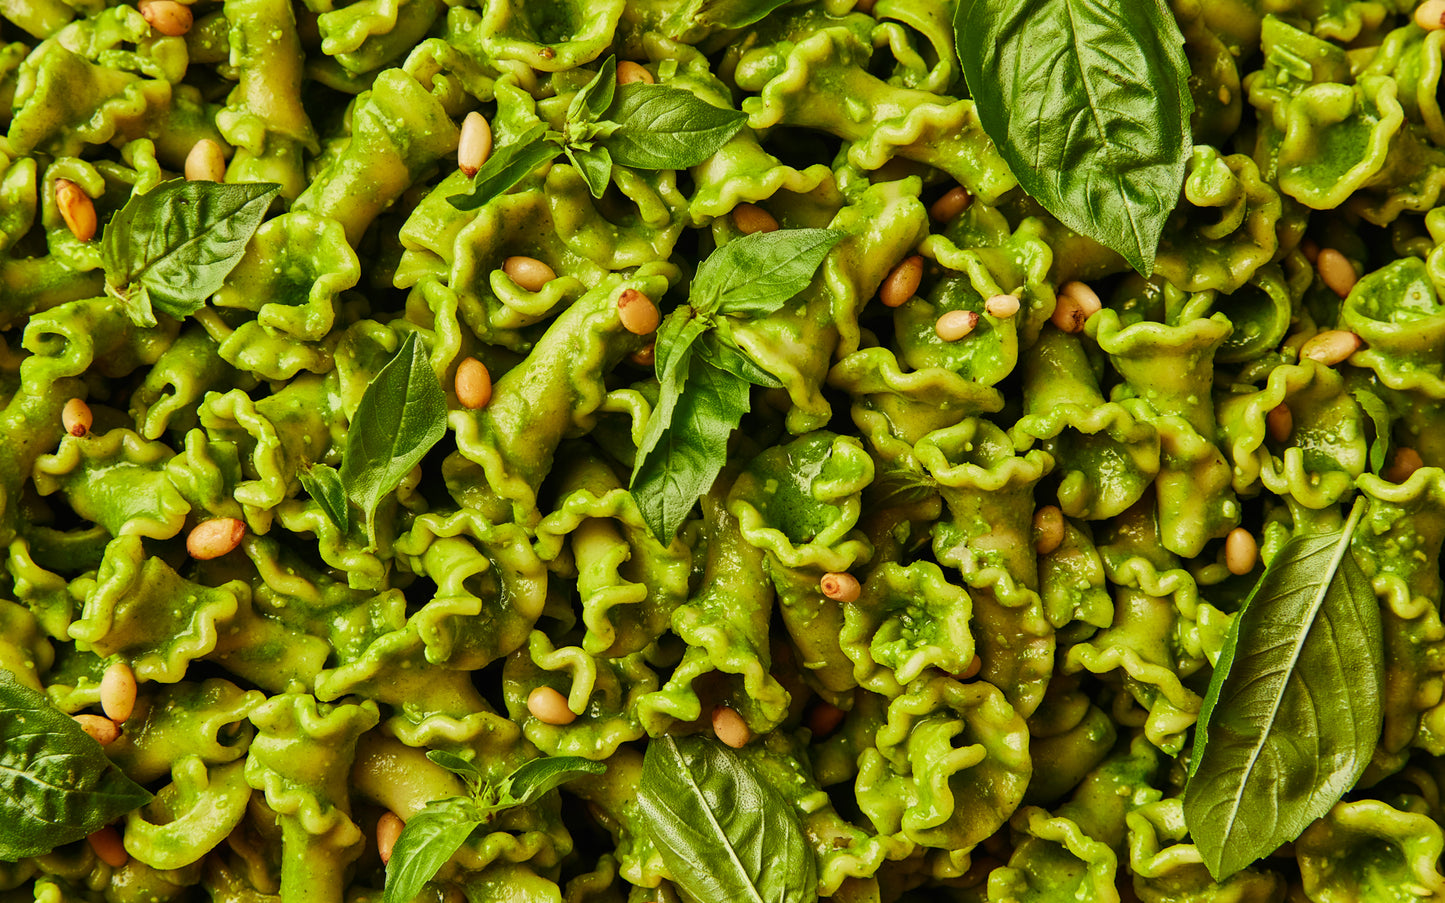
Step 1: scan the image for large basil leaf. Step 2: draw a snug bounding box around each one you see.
[1183,498,1383,880]
[382,797,482,903]
[602,84,748,170]
[0,669,153,861]
[690,229,844,318]
[102,179,279,325]
[637,735,817,903]
[955,0,1192,273]
[447,123,560,211]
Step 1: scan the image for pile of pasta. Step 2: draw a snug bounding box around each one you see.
[4,0,1445,900]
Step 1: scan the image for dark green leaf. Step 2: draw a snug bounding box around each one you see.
[102,180,279,324]
[955,0,1192,274]
[382,797,483,903]
[567,144,614,199]
[447,124,559,211]
[425,750,486,797]
[298,463,350,534]
[1351,389,1391,474]
[568,55,617,126]
[340,332,448,543]
[690,228,844,318]
[629,311,708,538]
[0,669,153,861]
[696,331,782,389]
[663,0,792,31]
[503,756,606,806]
[1183,497,1383,880]
[602,84,748,170]
[637,735,817,903]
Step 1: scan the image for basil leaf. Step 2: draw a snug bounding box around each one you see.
[637,735,817,903]
[382,797,483,903]
[568,55,617,126]
[690,229,844,318]
[447,123,559,211]
[1351,388,1391,474]
[102,180,280,324]
[339,332,448,543]
[502,756,606,806]
[629,315,713,542]
[567,144,614,199]
[425,750,486,797]
[663,0,792,31]
[0,669,153,861]
[955,0,1192,274]
[602,84,748,170]
[1183,497,1383,880]
[298,463,350,534]
[696,331,782,389]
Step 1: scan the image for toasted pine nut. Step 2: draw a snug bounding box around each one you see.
[732,203,779,235]
[985,293,1020,318]
[1224,527,1258,576]
[1299,238,1320,265]
[617,61,654,84]
[820,572,861,603]
[502,255,555,292]
[139,0,193,36]
[711,705,750,748]
[55,179,96,243]
[458,112,493,177]
[880,255,923,308]
[1300,329,1361,366]
[377,811,404,865]
[929,185,971,222]
[630,344,655,366]
[100,662,136,724]
[185,139,226,182]
[455,357,493,410]
[854,0,877,12]
[807,702,845,737]
[187,517,245,560]
[1033,505,1064,555]
[935,310,979,342]
[527,686,575,725]
[1385,447,1424,483]
[62,398,92,437]
[956,654,982,681]
[617,288,660,335]
[1316,248,1357,298]
[88,826,127,868]
[1052,281,1101,333]
[1417,0,1445,29]
[1266,403,1292,442]
[74,714,120,746]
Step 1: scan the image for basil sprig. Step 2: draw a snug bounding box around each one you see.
[1183,497,1384,879]
[0,669,153,861]
[102,179,280,326]
[637,735,816,903]
[383,753,604,903]
[448,56,747,211]
[629,228,844,542]
[954,0,1192,274]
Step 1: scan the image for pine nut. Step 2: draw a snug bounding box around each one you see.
[928,186,971,222]
[527,686,575,725]
[1033,505,1064,555]
[1417,0,1445,29]
[630,344,655,366]
[1299,238,1320,265]
[1385,447,1424,483]
[455,357,492,410]
[935,310,979,342]
[807,702,845,737]
[854,0,877,12]
[100,661,137,723]
[74,714,120,746]
[711,705,750,748]
[1224,527,1257,576]
[617,288,660,335]
[377,811,404,865]
[458,112,493,177]
[1052,281,1101,333]
[880,255,923,308]
[617,61,654,84]
[185,139,226,182]
[1266,403,1292,442]
[1300,330,1361,366]
[1316,248,1357,298]
[55,179,96,242]
[62,398,92,437]
[139,0,193,36]
[88,826,128,868]
[502,256,555,292]
[187,517,245,560]
[732,203,778,235]
[956,655,982,681]
[820,572,860,603]
[985,293,1020,318]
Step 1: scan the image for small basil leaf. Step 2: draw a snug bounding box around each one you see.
[602,84,748,170]
[955,0,1192,274]
[339,332,448,544]
[297,463,350,534]
[0,669,153,861]
[696,331,782,389]
[102,180,279,323]
[567,144,613,199]
[638,735,817,903]
[503,756,606,806]
[664,0,792,31]
[567,55,618,126]
[382,797,484,903]
[447,124,559,211]
[1183,497,1383,880]
[690,228,844,318]
[425,750,486,797]
[1351,388,1392,474]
